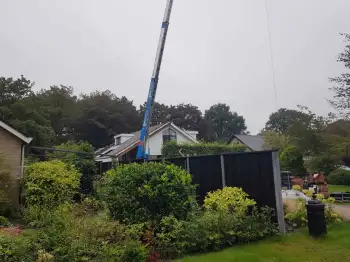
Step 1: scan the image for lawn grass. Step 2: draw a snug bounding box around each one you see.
[328,184,350,193]
[177,222,350,262]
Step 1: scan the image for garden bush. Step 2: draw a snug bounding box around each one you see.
[279,145,306,176]
[203,187,256,215]
[49,141,97,195]
[154,207,277,259]
[0,215,9,226]
[327,169,350,186]
[0,234,36,262]
[162,141,247,158]
[285,196,342,228]
[1,203,148,262]
[24,160,80,208]
[292,185,302,192]
[99,162,197,224]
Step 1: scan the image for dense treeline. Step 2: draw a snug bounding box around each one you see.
[0,77,247,148]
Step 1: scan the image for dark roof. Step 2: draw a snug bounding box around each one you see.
[230,134,265,151]
[96,123,164,158]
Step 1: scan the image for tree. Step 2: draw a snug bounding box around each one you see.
[0,76,55,146]
[73,91,141,148]
[168,103,203,131]
[139,102,171,126]
[0,75,33,107]
[204,103,247,142]
[329,33,350,119]
[264,108,309,134]
[264,107,329,156]
[325,119,350,137]
[35,85,78,144]
[262,131,290,150]
[49,141,97,195]
[279,145,306,176]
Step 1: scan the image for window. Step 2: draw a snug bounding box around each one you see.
[115,137,121,145]
[162,128,177,144]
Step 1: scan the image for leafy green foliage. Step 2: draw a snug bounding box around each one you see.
[329,33,350,119]
[203,187,256,215]
[99,162,197,224]
[24,160,80,209]
[0,216,9,226]
[0,155,12,216]
[49,141,97,194]
[1,203,148,262]
[262,131,290,150]
[32,205,148,262]
[0,234,36,262]
[162,141,247,158]
[154,207,277,259]
[285,197,342,229]
[327,169,350,186]
[292,185,301,192]
[306,154,339,174]
[280,145,306,176]
[204,103,247,142]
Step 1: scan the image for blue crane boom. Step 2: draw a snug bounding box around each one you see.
[136,0,174,159]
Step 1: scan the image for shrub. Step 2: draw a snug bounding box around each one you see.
[0,234,36,262]
[306,154,338,174]
[29,203,148,262]
[280,145,306,176]
[327,169,350,186]
[203,187,256,215]
[285,196,342,228]
[162,141,247,158]
[154,207,277,259]
[0,215,9,227]
[24,160,80,208]
[49,141,97,195]
[99,162,197,224]
[292,185,302,192]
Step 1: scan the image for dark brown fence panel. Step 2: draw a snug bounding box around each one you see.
[223,152,276,210]
[188,155,223,204]
[166,157,187,170]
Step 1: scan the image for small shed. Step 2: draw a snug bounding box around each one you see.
[0,121,32,207]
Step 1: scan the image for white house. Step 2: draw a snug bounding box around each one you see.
[95,122,198,163]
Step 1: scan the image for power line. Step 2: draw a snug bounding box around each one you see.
[265,0,278,110]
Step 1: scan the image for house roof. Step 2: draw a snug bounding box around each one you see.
[0,121,33,144]
[229,134,265,151]
[96,122,197,159]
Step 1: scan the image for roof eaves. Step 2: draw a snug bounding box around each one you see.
[0,121,33,144]
[115,122,170,157]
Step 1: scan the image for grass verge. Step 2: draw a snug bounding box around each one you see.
[177,222,350,262]
[328,184,350,193]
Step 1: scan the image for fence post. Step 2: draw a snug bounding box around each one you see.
[186,157,190,173]
[220,155,226,188]
[272,151,286,234]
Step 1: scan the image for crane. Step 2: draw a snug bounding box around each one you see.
[136,0,174,159]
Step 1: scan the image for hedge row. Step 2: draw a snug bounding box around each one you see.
[161,141,248,158]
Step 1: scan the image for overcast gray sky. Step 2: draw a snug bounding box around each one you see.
[1,0,349,134]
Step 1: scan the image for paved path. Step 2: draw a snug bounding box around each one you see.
[334,204,350,220]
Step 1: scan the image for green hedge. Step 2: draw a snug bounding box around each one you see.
[24,160,80,209]
[99,162,197,224]
[161,141,247,158]
[327,169,350,186]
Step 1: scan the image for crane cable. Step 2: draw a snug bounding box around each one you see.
[265,0,278,110]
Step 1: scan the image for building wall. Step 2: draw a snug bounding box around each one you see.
[0,127,22,179]
[0,126,23,208]
[146,127,194,156]
[229,137,252,151]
